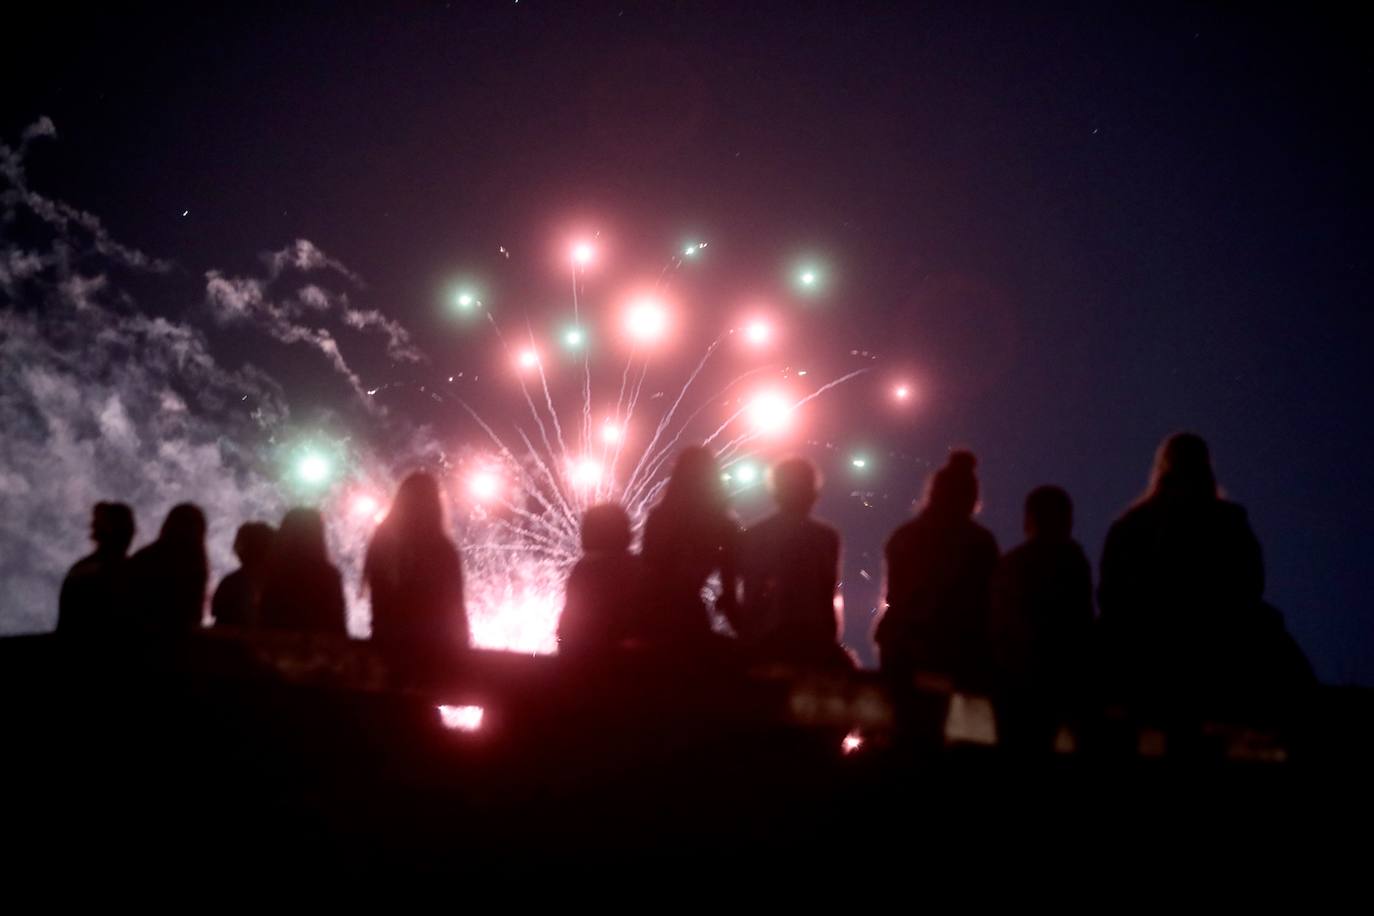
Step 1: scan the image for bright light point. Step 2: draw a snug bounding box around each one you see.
[296,454,330,485]
[564,328,584,348]
[571,242,595,267]
[744,320,771,346]
[469,471,501,502]
[350,494,380,518]
[746,391,792,434]
[893,384,915,402]
[601,422,622,444]
[437,705,484,732]
[800,270,817,285]
[683,245,697,257]
[570,458,603,488]
[842,730,863,754]
[733,464,759,485]
[625,298,669,344]
[457,293,474,308]
[517,349,540,370]
[851,457,867,469]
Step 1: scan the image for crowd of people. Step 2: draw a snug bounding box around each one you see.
[56,432,1313,733]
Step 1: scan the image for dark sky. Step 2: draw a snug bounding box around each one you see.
[4,1,1372,680]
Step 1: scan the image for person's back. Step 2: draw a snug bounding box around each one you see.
[990,486,1094,747]
[1098,433,1276,708]
[260,508,346,637]
[559,504,647,654]
[211,521,274,628]
[878,451,999,688]
[365,472,468,658]
[126,503,209,635]
[738,458,847,667]
[640,446,740,646]
[58,502,136,636]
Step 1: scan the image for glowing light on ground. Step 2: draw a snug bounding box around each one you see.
[517,348,540,370]
[296,453,331,486]
[571,242,595,267]
[842,730,863,754]
[746,390,792,434]
[625,298,669,344]
[437,705,484,732]
[469,470,502,502]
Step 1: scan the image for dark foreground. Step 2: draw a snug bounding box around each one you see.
[2,632,1371,884]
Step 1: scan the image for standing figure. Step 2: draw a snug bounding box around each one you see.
[559,503,647,654]
[641,446,741,651]
[990,485,1094,748]
[738,458,849,668]
[878,450,999,690]
[58,502,136,636]
[1098,432,1302,712]
[211,522,275,628]
[125,503,209,634]
[364,472,468,664]
[260,508,346,636]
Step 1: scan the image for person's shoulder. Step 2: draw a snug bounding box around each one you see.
[967,519,999,550]
[810,516,841,545]
[65,552,101,579]
[1107,502,1154,537]
[743,512,783,537]
[1000,540,1034,565]
[216,568,246,589]
[1215,499,1251,524]
[886,516,921,549]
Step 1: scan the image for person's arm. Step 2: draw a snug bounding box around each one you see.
[826,528,842,640]
[716,518,742,627]
[449,546,471,649]
[329,567,348,636]
[57,570,76,633]
[1237,508,1265,605]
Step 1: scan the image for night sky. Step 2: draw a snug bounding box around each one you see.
[3,2,1371,681]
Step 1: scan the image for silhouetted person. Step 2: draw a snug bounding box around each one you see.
[990,486,1094,749]
[878,450,999,690]
[211,522,275,628]
[58,502,136,636]
[260,508,346,636]
[559,504,647,654]
[1098,432,1306,714]
[125,503,209,634]
[738,458,849,668]
[364,472,468,664]
[641,446,740,649]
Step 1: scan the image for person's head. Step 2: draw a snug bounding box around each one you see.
[386,471,447,538]
[159,503,206,548]
[662,446,726,513]
[276,507,329,565]
[1145,432,1218,504]
[924,450,979,519]
[232,521,275,569]
[581,503,633,554]
[769,457,820,515]
[1024,485,1073,541]
[91,502,135,555]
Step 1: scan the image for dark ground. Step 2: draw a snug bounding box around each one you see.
[2,632,1370,887]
